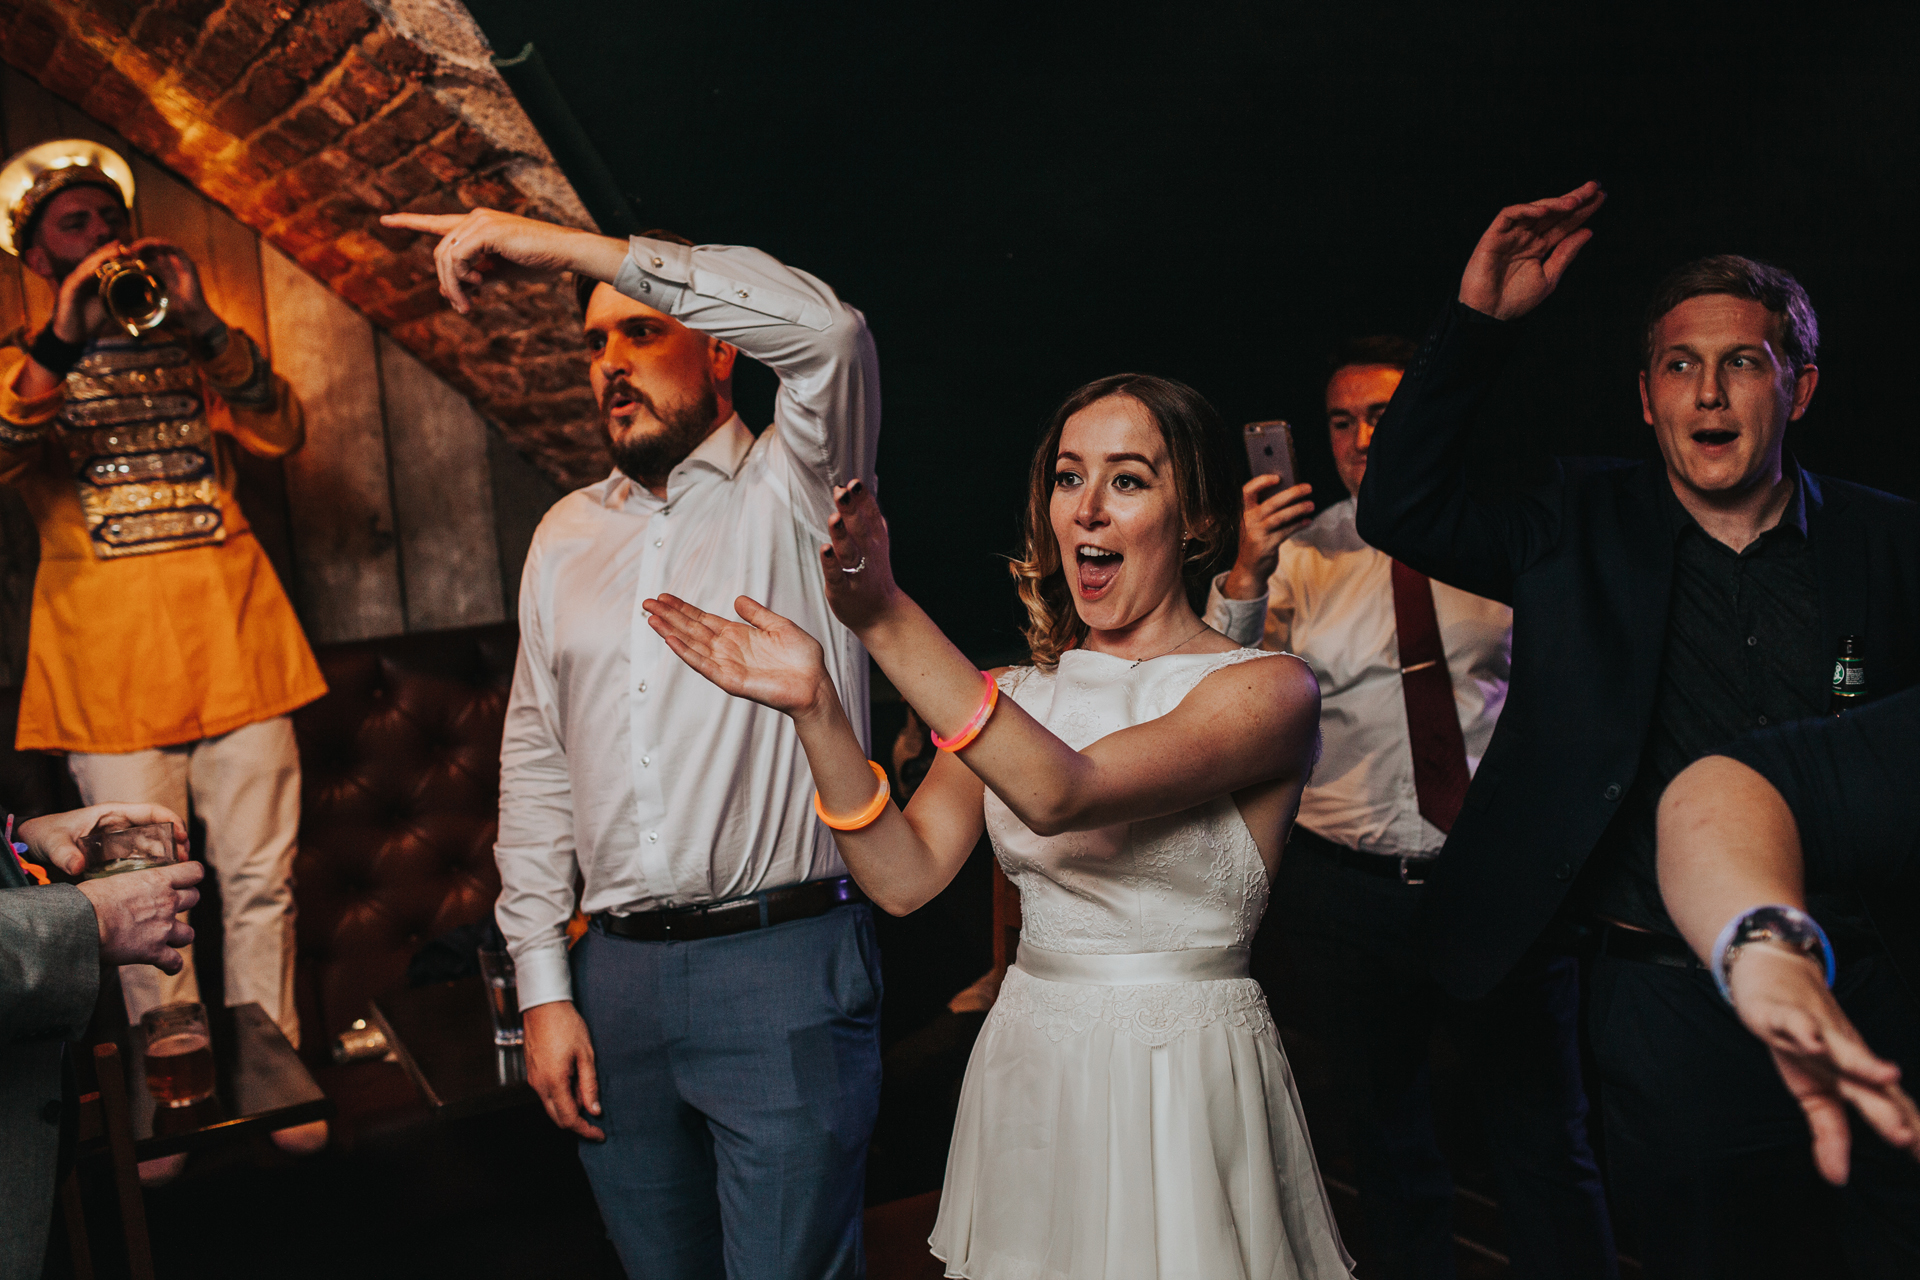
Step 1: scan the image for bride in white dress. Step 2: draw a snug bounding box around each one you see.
[645,373,1353,1279]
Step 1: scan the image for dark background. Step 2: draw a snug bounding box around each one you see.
[466,0,1918,662]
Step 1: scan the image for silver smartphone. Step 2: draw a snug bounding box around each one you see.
[1243,421,1298,489]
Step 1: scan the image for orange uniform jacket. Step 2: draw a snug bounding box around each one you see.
[0,329,325,754]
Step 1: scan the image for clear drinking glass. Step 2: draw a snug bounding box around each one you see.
[141,1001,215,1107]
[80,822,177,880]
[477,948,523,1047]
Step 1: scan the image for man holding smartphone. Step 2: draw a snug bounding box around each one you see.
[1205,337,1615,1279]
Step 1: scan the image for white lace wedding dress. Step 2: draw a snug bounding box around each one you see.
[929,648,1353,1280]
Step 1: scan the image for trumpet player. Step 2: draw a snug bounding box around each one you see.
[0,140,326,1165]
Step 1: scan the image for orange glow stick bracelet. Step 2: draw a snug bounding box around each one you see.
[815,760,892,832]
[932,672,999,753]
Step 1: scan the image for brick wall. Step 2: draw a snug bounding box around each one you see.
[0,0,611,488]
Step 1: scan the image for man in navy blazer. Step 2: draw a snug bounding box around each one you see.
[1358,183,1920,1277]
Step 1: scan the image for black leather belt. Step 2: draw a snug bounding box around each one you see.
[1596,921,1706,971]
[593,875,865,943]
[1292,825,1438,886]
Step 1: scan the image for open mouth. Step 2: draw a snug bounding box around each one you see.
[1076,545,1122,597]
[1691,428,1738,447]
[602,380,645,419]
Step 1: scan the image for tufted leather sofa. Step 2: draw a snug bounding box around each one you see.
[289,623,517,1131]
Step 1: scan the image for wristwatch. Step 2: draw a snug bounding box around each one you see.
[1711,904,1835,1004]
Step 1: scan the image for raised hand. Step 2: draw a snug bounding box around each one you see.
[129,238,211,328]
[1459,181,1606,321]
[1223,476,1314,600]
[821,480,904,634]
[47,239,132,345]
[643,593,838,717]
[378,208,628,314]
[1729,945,1920,1184]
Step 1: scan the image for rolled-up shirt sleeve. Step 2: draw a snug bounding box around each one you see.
[612,235,879,535]
[493,542,581,1010]
[1717,686,1920,892]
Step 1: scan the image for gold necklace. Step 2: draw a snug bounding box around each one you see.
[1128,622,1211,668]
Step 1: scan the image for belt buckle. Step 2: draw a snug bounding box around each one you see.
[1399,856,1427,887]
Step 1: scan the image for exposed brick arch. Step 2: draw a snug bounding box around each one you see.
[0,0,611,488]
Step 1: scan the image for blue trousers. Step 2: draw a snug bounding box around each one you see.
[572,902,883,1280]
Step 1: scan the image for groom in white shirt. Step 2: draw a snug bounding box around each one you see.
[1204,337,1616,1279]
[382,208,882,1280]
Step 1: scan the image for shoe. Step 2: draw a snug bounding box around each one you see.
[269,1118,329,1155]
[138,1152,188,1187]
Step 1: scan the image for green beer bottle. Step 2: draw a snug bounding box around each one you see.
[1829,635,1867,715]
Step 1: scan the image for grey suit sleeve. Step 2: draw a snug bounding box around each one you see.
[0,886,101,1047]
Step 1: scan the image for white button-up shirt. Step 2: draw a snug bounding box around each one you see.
[496,236,880,1009]
[1204,497,1510,858]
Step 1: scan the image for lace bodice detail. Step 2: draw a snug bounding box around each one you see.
[984,647,1281,958]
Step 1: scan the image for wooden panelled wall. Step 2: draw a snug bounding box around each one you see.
[0,65,562,683]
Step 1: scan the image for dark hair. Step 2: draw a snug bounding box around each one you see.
[1643,255,1819,373]
[1009,374,1240,668]
[1326,334,1417,387]
[573,228,695,316]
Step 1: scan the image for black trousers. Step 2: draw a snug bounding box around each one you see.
[1263,833,1617,1280]
[1589,944,1920,1279]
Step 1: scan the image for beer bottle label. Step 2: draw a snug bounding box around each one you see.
[1833,659,1846,689]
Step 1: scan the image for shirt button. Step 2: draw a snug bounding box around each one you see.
[637,681,647,693]
[648,832,658,843]
[737,288,750,298]
[639,280,652,292]
[651,255,663,267]
[641,756,651,766]
[654,538,664,547]
[1555,862,1574,881]
[1758,715,1769,726]
[1747,635,1758,646]
[1603,783,1622,801]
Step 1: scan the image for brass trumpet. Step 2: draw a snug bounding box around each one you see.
[95,255,168,338]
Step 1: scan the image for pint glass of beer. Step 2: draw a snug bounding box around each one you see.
[141,1002,216,1107]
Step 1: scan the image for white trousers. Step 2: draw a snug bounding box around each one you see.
[69,715,302,1048]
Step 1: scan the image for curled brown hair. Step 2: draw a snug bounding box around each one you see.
[1010,374,1241,668]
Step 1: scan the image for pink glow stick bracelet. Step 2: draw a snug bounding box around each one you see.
[932,672,999,753]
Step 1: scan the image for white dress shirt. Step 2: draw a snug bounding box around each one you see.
[1204,497,1511,859]
[496,235,880,1009]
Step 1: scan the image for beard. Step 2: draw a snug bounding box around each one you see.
[600,375,720,484]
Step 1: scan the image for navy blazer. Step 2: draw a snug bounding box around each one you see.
[1357,301,1920,1000]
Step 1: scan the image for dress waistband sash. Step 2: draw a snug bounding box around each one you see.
[1015,941,1251,985]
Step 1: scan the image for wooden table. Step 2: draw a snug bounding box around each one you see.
[371,975,536,1119]
[122,1001,334,1160]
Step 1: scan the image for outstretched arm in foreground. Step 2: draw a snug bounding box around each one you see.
[645,484,1320,916]
[1659,755,1920,1184]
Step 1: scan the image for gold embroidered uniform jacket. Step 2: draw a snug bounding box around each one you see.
[0,326,326,753]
